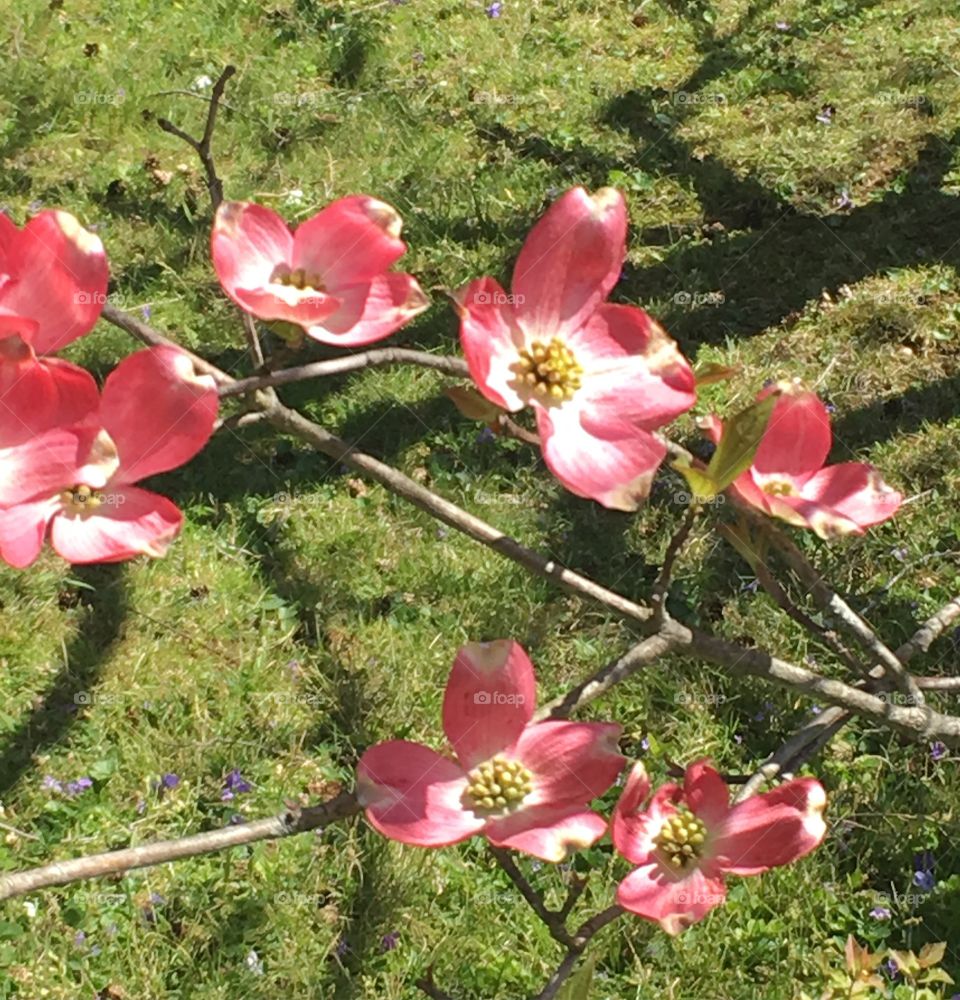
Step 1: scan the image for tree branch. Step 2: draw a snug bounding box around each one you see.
[156,64,236,211]
[0,791,359,900]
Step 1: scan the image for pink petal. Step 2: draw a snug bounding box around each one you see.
[50,485,183,564]
[231,285,342,328]
[292,195,407,288]
[99,347,218,484]
[485,805,607,862]
[0,336,99,446]
[0,211,108,355]
[536,403,666,511]
[0,428,88,506]
[512,187,626,340]
[356,740,483,848]
[612,764,679,865]
[513,720,624,809]
[710,777,827,876]
[617,862,727,935]
[441,640,536,770]
[456,277,526,411]
[571,305,696,429]
[683,759,730,829]
[796,462,903,535]
[701,414,772,513]
[752,385,831,483]
[304,273,428,347]
[211,201,302,319]
[0,495,58,568]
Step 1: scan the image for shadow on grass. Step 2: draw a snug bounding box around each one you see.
[0,564,128,798]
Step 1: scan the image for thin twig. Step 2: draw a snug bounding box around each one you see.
[221,349,469,397]
[758,519,925,705]
[533,905,624,1000]
[488,846,573,947]
[736,595,960,800]
[156,64,236,211]
[651,504,700,625]
[0,792,359,900]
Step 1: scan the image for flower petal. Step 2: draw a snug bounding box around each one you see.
[617,862,727,935]
[0,428,88,506]
[612,764,679,865]
[513,720,624,808]
[752,384,831,483]
[710,777,827,875]
[0,495,58,568]
[572,305,696,429]
[485,806,607,862]
[305,273,428,347]
[292,195,407,288]
[0,335,99,445]
[212,201,293,289]
[232,285,342,328]
[0,210,108,355]
[683,759,730,830]
[794,462,903,536]
[356,740,483,848]
[512,187,625,340]
[536,404,666,511]
[100,347,218,484]
[456,277,526,410]
[441,640,536,770]
[49,486,183,564]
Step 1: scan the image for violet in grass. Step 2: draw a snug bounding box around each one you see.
[486,1,503,17]
[221,769,253,801]
[930,741,947,761]
[380,931,400,953]
[869,905,891,920]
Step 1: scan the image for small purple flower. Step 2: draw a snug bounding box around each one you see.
[914,868,935,892]
[811,705,822,715]
[65,777,93,797]
[891,546,908,561]
[775,20,790,30]
[476,426,496,445]
[380,931,400,952]
[816,104,835,125]
[74,930,86,946]
[885,957,900,979]
[140,305,152,321]
[27,199,44,214]
[485,1,503,17]
[149,892,165,906]
[42,775,64,793]
[229,813,246,825]
[836,189,853,209]
[336,937,350,957]
[161,772,180,790]
[869,906,891,920]
[221,769,253,801]
[930,741,947,761]
[640,736,650,752]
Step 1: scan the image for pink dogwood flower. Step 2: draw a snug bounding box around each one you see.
[0,347,218,567]
[456,186,696,510]
[0,209,109,355]
[704,381,902,537]
[211,196,429,346]
[357,639,625,862]
[613,760,827,935]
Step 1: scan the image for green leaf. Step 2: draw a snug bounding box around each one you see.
[707,392,778,491]
[917,942,947,968]
[672,459,719,502]
[444,385,504,423]
[694,361,742,387]
[557,954,595,1000]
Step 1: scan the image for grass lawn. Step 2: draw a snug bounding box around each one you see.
[2,0,960,997]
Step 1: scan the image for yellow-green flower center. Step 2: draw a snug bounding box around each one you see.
[59,484,104,516]
[511,337,583,404]
[274,266,326,293]
[653,804,707,870]
[762,479,797,497]
[465,755,533,815]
